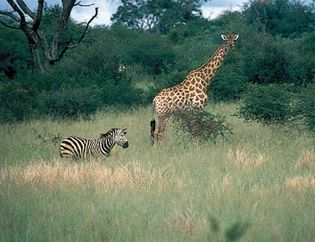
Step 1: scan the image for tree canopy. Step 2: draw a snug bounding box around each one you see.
[111,0,209,33]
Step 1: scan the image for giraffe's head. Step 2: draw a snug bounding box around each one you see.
[221,33,239,50]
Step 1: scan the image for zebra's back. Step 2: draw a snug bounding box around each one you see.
[59,136,91,158]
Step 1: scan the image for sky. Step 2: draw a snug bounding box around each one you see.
[0,0,249,25]
[0,0,311,26]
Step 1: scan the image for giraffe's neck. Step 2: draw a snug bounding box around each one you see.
[183,45,229,89]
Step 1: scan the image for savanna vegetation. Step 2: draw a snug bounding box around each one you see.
[0,0,314,241]
[1,104,314,241]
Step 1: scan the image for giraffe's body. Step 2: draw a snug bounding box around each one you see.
[151,33,239,142]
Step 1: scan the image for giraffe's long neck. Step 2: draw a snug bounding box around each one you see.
[183,45,228,90]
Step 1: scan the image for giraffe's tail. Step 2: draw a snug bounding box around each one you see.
[150,98,157,142]
[150,119,156,137]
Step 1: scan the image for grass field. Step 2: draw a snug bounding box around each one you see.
[1,103,314,242]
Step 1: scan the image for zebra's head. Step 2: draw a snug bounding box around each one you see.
[114,128,129,148]
[100,128,129,148]
[102,128,129,148]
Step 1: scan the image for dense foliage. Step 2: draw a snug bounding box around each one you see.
[172,108,232,143]
[0,0,314,129]
[237,85,294,124]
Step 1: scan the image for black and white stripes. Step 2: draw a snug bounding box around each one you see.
[59,128,128,159]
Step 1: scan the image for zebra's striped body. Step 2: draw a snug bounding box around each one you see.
[59,128,128,159]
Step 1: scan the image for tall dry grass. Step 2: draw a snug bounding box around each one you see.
[1,159,184,192]
[1,103,315,242]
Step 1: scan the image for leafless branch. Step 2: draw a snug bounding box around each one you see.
[0,10,20,22]
[16,0,36,19]
[54,36,74,62]
[50,0,76,59]
[53,7,98,63]
[77,7,98,44]
[6,0,27,24]
[32,0,44,31]
[0,18,20,29]
[74,1,95,7]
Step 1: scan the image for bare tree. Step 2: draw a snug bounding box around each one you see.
[0,0,98,73]
[247,0,268,34]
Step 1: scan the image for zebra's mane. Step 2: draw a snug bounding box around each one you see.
[99,128,118,139]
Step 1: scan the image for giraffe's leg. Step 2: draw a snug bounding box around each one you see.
[154,115,169,143]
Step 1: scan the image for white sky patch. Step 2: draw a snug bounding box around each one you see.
[71,0,118,26]
[201,6,240,20]
[201,0,248,20]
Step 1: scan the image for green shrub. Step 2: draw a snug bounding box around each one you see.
[0,81,32,123]
[237,85,294,124]
[172,108,232,143]
[210,65,248,102]
[98,77,145,106]
[37,87,102,119]
[243,35,293,84]
[295,85,315,131]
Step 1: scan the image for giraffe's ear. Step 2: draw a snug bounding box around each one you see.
[221,35,227,40]
[233,35,239,40]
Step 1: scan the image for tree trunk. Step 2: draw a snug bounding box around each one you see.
[30,45,45,73]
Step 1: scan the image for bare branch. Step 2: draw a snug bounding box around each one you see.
[54,7,98,63]
[76,7,98,44]
[32,0,44,31]
[16,0,36,19]
[0,10,20,22]
[0,18,20,29]
[6,0,36,45]
[74,1,95,7]
[54,37,74,62]
[6,0,27,24]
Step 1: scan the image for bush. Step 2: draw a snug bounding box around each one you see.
[210,64,248,102]
[0,81,32,123]
[98,76,145,106]
[112,28,176,75]
[37,87,102,119]
[295,85,315,131]
[237,85,294,124]
[243,35,293,84]
[172,108,232,143]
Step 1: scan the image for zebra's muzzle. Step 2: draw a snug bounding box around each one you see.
[122,141,129,148]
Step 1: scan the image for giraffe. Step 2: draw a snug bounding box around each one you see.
[151,33,239,143]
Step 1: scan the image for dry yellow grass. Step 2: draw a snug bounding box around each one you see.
[221,174,231,193]
[0,159,185,192]
[285,175,315,191]
[294,149,315,169]
[226,146,265,168]
[165,207,206,237]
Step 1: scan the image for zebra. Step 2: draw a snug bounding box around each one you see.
[59,128,129,159]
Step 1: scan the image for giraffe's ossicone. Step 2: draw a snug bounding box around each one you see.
[151,33,239,143]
